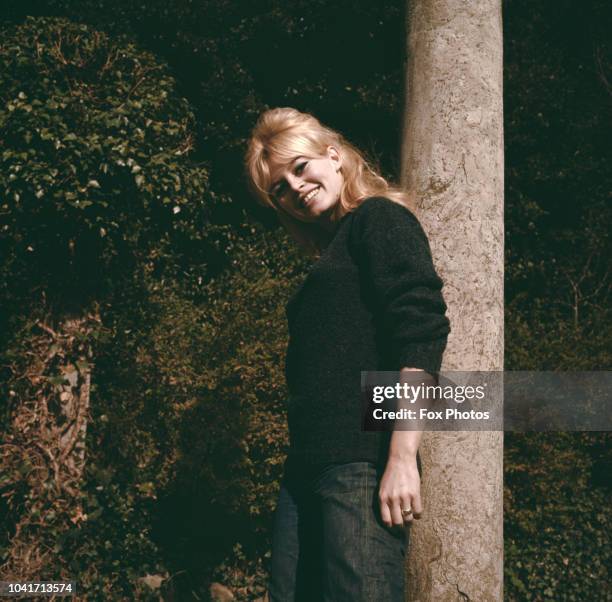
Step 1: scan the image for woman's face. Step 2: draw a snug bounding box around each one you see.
[268,146,343,223]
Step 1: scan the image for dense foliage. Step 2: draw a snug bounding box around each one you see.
[0,1,609,599]
[503,3,611,599]
[504,0,611,371]
[0,17,215,315]
[62,231,303,598]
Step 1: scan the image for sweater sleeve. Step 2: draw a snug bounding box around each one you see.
[350,197,450,373]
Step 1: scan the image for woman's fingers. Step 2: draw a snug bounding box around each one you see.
[378,459,423,527]
[380,493,415,527]
[398,496,414,524]
[379,492,402,527]
[390,498,406,526]
[380,497,393,527]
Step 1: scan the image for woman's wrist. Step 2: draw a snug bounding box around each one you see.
[387,449,419,462]
[388,430,422,463]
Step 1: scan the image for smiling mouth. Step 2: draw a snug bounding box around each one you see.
[301,187,320,207]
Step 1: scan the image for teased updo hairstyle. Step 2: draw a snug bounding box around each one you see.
[245,107,411,254]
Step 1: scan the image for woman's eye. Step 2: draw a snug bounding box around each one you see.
[295,161,308,175]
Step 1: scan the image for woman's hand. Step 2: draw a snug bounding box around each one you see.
[379,368,427,527]
[378,453,423,528]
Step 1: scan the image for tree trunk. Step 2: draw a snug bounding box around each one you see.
[401,1,504,600]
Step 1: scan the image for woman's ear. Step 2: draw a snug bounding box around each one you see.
[326,146,342,171]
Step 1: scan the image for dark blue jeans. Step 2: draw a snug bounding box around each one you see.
[268,461,407,602]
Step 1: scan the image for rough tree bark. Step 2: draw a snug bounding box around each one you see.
[401,0,504,600]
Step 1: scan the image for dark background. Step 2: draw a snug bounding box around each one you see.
[0,1,610,599]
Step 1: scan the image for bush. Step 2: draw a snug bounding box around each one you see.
[0,16,210,314]
[504,432,611,601]
[73,228,305,598]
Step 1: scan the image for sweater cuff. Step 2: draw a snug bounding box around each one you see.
[398,338,448,374]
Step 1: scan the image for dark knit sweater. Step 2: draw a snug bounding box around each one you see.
[285,197,450,466]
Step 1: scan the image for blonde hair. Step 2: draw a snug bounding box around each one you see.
[245,107,413,254]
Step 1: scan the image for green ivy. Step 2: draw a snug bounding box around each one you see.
[0,17,210,311]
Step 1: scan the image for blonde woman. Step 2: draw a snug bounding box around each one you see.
[245,108,449,601]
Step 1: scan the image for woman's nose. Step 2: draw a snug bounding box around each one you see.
[285,173,304,192]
